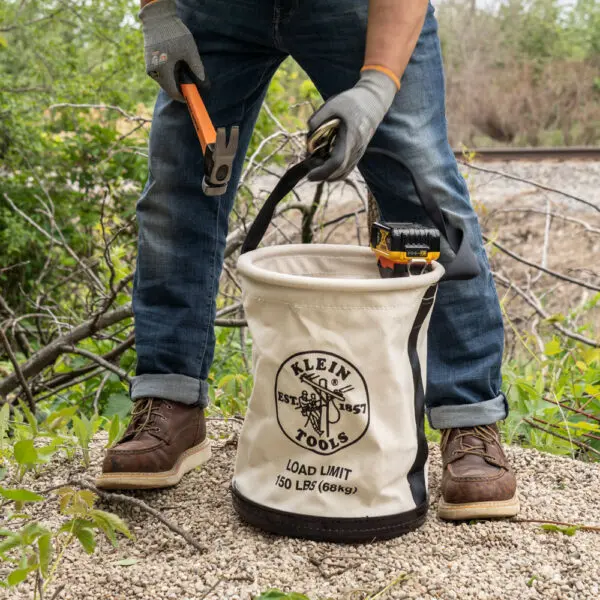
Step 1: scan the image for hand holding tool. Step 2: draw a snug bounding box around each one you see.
[139,0,206,102]
[306,69,398,182]
[178,68,239,196]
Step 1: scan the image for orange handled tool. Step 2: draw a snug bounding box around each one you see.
[178,67,239,196]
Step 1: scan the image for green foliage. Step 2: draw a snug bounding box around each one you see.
[208,327,254,417]
[0,408,132,593]
[539,523,581,536]
[0,0,150,313]
[255,592,311,600]
[497,0,600,62]
[502,340,600,459]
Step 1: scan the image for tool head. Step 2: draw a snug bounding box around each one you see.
[307,118,340,158]
[203,126,239,196]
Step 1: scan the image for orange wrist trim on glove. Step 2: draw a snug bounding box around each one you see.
[361,64,401,91]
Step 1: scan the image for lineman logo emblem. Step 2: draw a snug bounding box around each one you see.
[275,351,370,455]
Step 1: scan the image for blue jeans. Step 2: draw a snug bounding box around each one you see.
[132,0,507,429]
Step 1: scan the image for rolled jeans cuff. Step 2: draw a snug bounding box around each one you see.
[427,393,508,430]
[130,374,209,408]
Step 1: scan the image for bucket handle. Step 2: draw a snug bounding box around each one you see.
[240,153,480,282]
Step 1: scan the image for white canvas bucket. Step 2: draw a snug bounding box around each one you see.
[230,154,479,542]
[232,243,444,541]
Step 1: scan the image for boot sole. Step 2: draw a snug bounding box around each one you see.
[95,438,212,490]
[437,492,520,521]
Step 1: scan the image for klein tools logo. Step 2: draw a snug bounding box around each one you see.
[275,351,370,455]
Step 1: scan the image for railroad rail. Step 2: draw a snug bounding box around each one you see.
[452,147,600,161]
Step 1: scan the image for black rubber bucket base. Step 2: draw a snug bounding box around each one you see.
[231,484,428,543]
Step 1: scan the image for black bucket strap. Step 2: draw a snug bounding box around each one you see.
[240,154,480,281]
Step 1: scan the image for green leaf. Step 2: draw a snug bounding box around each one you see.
[0,487,44,503]
[116,558,138,566]
[540,524,581,536]
[74,527,96,554]
[544,339,562,356]
[38,534,52,577]
[107,414,122,447]
[515,381,539,399]
[56,487,96,515]
[43,406,78,431]
[0,534,22,555]
[254,592,311,600]
[103,393,132,419]
[89,509,132,545]
[13,440,38,465]
[0,403,10,450]
[18,401,38,436]
[20,523,50,545]
[72,415,91,446]
[7,567,33,587]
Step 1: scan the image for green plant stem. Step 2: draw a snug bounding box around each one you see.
[368,573,409,600]
[514,518,600,533]
[523,418,600,457]
[499,300,542,365]
[542,396,600,424]
[43,531,74,594]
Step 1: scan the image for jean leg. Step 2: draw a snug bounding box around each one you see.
[285,1,507,428]
[132,1,285,406]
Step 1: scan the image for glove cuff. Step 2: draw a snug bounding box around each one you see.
[361,65,401,90]
[139,0,177,23]
[356,69,399,115]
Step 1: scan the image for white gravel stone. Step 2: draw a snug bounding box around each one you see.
[2,420,599,600]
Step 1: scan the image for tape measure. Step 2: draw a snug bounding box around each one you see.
[370,221,441,278]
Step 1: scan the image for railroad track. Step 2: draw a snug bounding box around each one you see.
[452,147,600,161]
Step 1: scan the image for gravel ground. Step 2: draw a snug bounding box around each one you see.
[4,419,600,600]
[462,159,600,212]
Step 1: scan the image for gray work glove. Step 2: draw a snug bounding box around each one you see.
[307,70,398,181]
[139,0,206,102]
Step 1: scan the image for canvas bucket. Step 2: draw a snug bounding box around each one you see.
[230,155,479,542]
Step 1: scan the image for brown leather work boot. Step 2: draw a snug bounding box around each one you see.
[438,424,519,520]
[96,398,211,489]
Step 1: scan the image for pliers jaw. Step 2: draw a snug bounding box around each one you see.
[202,126,240,196]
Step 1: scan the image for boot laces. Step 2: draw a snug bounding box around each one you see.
[441,424,500,462]
[128,398,169,438]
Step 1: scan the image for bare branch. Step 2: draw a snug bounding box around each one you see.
[493,272,599,347]
[459,160,600,214]
[55,478,208,554]
[3,193,104,292]
[60,346,131,383]
[0,305,133,398]
[0,327,36,411]
[48,103,151,124]
[485,236,600,292]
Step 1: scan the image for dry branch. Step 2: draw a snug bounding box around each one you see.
[64,479,207,553]
[0,305,133,398]
[459,160,600,214]
[493,272,599,347]
[0,327,36,411]
[486,236,600,292]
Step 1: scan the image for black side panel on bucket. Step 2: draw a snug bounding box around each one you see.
[231,484,428,543]
[406,284,437,508]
